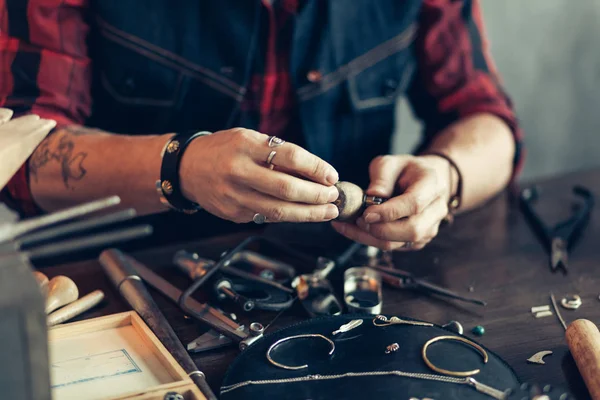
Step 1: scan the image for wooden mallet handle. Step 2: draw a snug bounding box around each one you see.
[566,319,600,400]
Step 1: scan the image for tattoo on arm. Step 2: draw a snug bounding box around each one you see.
[29,128,89,189]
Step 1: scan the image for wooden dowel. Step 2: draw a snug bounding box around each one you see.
[47,290,104,326]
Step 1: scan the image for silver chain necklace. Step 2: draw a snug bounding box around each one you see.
[220,370,507,399]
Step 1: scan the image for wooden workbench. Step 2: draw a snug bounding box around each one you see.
[38,167,600,399]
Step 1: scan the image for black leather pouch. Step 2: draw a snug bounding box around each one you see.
[221,314,520,400]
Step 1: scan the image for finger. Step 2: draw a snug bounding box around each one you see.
[362,170,440,223]
[358,196,447,243]
[367,155,410,197]
[331,221,397,250]
[0,108,14,125]
[242,164,339,205]
[242,190,339,223]
[257,141,338,186]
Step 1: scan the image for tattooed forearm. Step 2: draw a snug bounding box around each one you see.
[30,130,88,189]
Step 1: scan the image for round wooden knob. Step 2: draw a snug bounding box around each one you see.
[566,319,600,400]
[45,276,79,314]
[334,181,366,221]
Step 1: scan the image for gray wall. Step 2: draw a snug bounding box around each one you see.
[394,0,600,180]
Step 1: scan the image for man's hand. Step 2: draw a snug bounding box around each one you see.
[331,155,453,250]
[179,128,340,223]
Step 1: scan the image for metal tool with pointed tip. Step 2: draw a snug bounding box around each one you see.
[371,263,486,306]
[187,330,234,353]
[45,276,79,314]
[520,185,594,274]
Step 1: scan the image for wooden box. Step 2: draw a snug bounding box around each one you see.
[48,311,205,400]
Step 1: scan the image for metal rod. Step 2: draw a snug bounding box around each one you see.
[0,196,121,243]
[25,225,152,260]
[416,280,487,306]
[550,292,568,330]
[17,209,136,250]
[99,249,217,400]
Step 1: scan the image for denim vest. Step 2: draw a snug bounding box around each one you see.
[88,0,421,185]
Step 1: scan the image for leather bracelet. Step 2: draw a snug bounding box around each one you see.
[156,131,211,214]
[423,151,463,216]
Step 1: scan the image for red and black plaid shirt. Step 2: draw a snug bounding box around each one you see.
[0,0,522,216]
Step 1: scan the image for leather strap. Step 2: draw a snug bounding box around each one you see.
[156,131,211,214]
[422,151,463,222]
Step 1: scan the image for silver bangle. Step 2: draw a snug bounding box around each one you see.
[266,334,335,370]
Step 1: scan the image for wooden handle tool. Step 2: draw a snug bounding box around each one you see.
[45,275,79,314]
[566,319,600,399]
[100,248,217,400]
[47,290,105,326]
[33,271,49,297]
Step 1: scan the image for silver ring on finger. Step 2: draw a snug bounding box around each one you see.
[268,136,285,148]
[266,150,277,170]
[253,213,267,224]
[401,241,413,249]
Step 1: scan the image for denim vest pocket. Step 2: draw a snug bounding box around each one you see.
[346,26,416,113]
[90,26,185,133]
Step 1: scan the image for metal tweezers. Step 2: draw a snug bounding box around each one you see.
[520,185,594,274]
[371,264,486,306]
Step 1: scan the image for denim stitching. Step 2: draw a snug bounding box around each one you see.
[297,24,417,101]
[96,17,242,92]
[100,30,243,101]
[348,59,415,110]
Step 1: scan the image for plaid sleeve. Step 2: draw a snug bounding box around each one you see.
[408,0,524,177]
[0,0,91,216]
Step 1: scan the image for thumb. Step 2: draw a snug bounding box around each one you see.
[367,155,409,198]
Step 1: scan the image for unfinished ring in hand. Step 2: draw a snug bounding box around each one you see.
[268,136,286,148]
[401,242,413,249]
[422,335,488,377]
[266,334,335,370]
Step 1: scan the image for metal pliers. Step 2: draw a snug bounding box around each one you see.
[520,185,594,274]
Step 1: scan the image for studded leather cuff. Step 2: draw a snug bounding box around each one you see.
[155,131,211,214]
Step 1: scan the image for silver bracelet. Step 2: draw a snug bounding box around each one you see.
[266,334,335,370]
